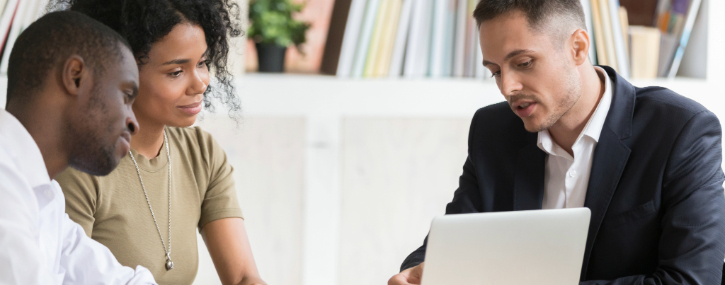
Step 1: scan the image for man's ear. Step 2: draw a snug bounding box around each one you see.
[61,55,89,97]
[570,28,590,66]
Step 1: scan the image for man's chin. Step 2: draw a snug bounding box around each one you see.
[522,120,545,133]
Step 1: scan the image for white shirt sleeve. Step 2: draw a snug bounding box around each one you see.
[0,162,48,285]
[59,214,157,285]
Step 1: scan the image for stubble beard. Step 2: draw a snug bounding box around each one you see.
[531,68,582,133]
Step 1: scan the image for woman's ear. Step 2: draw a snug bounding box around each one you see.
[570,28,590,66]
[61,55,88,97]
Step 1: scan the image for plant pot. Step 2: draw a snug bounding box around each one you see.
[255,43,287,73]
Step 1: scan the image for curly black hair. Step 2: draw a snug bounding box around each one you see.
[49,0,243,116]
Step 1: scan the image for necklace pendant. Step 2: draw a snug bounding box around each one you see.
[166,259,174,271]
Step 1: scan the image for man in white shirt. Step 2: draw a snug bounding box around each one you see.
[0,11,156,284]
[390,0,725,284]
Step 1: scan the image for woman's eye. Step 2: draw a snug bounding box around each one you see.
[520,60,532,67]
[491,71,501,78]
[169,70,182,77]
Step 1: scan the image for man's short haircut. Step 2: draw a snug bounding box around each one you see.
[473,0,586,35]
[6,11,131,106]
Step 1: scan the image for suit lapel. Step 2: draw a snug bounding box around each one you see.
[513,141,547,211]
[579,66,634,280]
[579,126,630,279]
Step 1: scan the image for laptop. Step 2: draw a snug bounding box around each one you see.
[421,208,591,285]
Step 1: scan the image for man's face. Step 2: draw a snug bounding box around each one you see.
[68,46,139,176]
[480,11,581,132]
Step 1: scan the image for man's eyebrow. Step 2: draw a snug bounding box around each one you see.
[162,58,191,65]
[504,49,535,61]
[482,49,537,67]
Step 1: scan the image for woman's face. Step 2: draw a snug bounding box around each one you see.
[134,23,210,128]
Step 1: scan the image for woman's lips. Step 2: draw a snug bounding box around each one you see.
[178,101,202,116]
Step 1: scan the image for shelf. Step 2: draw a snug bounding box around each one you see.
[231,73,719,118]
[1,74,720,119]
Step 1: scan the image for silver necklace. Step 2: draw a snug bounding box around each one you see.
[129,129,174,271]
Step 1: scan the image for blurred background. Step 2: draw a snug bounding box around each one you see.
[0,0,723,284]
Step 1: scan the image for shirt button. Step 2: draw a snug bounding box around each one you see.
[569,171,577,177]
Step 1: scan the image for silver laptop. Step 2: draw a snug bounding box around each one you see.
[421,208,591,285]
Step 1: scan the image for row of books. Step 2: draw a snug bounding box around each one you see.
[321,0,490,79]
[587,0,702,79]
[0,0,49,75]
[320,0,703,80]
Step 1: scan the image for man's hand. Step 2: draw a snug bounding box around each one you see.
[388,262,424,285]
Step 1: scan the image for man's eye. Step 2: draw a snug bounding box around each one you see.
[491,71,501,78]
[520,60,532,67]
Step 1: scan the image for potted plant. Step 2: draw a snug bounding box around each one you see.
[248,0,311,72]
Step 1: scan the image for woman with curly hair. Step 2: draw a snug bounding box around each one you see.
[51,1,266,284]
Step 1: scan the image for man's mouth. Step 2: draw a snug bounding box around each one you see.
[517,102,532,109]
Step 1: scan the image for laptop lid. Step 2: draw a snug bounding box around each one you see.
[421,208,591,285]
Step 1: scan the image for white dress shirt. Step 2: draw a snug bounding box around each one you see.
[0,109,157,285]
[539,67,613,209]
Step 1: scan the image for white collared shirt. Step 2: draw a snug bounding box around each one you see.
[538,67,613,209]
[0,109,157,285]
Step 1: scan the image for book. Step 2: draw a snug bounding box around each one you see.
[351,0,381,77]
[335,0,368,77]
[598,0,619,71]
[0,0,9,17]
[441,0,457,77]
[665,0,701,78]
[362,0,390,77]
[629,26,660,79]
[590,0,609,66]
[0,0,20,60]
[453,0,468,77]
[363,0,391,77]
[403,0,434,78]
[474,32,486,80]
[618,0,659,26]
[373,0,403,77]
[463,0,477,77]
[428,0,456,77]
[320,0,354,75]
[607,0,629,77]
[1,0,34,74]
[580,0,597,64]
[34,0,46,20]
[618,7,629,60]
[388,0,414,77]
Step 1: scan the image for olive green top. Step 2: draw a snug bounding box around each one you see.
[56,126,243,285]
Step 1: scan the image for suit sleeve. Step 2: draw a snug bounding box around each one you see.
[400,111,484,271]
[581,110,725,285]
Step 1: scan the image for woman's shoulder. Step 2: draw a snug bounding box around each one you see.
[167,126,216,147]
[55,164,100,196]
[166,126,225,163]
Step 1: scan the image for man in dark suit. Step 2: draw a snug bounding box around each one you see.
[388,0,725,284]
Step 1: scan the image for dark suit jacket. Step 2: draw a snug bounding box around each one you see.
[401,66,725,284]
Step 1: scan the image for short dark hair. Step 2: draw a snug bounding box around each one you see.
[473,0,586,32]
[6,11,131,106]
[51,0,243,116]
